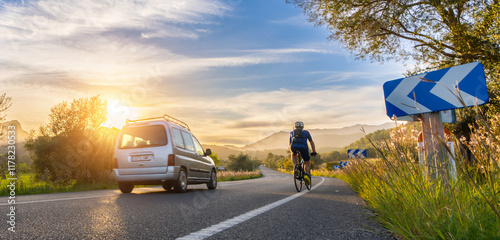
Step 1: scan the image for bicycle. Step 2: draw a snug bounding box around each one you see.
[293,150,311,192]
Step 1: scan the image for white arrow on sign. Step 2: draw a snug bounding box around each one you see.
[429,63,486,107]
[385,74,431,115]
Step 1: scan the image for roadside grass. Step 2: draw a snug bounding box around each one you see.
[342,115,500,239]
[217,170,262,182]
[0,173,117,196]
[0,170,263,196]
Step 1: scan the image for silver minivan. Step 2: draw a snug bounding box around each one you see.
[113,115,217,193]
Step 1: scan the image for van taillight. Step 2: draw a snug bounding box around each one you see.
[114,158,118,169]
[168,154,175,166]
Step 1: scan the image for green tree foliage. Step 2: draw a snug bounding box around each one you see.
[342,123,421,158]
[289,0,500,74]
[209,151,221,166]
[25,96,119,184]
[289,0,500,139]
[264,152,291,170]
[310,152,323,170]
[227,153,259,171]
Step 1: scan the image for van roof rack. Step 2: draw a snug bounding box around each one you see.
[126,114,191,131]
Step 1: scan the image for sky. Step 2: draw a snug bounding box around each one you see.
[0,0,407,146]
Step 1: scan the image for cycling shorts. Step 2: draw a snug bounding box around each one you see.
[291,146,310,162]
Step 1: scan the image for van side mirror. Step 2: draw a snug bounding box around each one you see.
[204,148,212,156]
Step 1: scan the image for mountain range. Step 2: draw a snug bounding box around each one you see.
[204,122,396,160]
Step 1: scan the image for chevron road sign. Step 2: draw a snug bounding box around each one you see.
[347,149,367,159]
[383,62,489,118]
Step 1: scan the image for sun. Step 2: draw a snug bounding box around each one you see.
[102,99,138,129]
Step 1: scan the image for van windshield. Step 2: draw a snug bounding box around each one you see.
[119,125,168,149]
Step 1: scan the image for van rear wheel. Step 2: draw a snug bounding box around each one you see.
[118,182,134,193]
[174,169,188,193]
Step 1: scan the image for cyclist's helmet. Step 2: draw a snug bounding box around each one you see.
[294,121,304,129]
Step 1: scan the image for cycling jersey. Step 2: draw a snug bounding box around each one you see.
[290,129,313,162]
[289,129,312,148]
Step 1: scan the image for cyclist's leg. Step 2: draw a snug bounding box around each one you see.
[290,147,299,166]
[300,148,311,176]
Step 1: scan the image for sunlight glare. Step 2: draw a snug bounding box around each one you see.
[102,99,138,129]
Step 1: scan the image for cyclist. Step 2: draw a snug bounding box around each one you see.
[289,121,317,184]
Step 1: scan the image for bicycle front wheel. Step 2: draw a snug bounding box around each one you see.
[293,165,302,192]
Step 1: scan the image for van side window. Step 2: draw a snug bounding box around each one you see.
[193,137,205,155]
[181,131,195,152]
[172,129,185,149]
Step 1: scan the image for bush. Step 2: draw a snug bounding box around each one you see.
[227,153,259,171]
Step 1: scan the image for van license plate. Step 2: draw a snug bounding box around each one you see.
[131,155,152,162]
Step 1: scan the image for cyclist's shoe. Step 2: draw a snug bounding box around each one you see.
[304,174,311,184]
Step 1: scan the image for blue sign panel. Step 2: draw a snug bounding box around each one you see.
[347,149,367,158]
[383,62,489,118]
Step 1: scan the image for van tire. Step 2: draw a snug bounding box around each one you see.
[118,182,134,193]
[174,169,188,193]
[207,169,217,190]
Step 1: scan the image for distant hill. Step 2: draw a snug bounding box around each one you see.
[0,120,31,163]
[204,122,396,160]
[0,120,30,143]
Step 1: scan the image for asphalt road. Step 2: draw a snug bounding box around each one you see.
[0,167,394,239]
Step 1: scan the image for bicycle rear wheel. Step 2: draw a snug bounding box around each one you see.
[293,164,303,192]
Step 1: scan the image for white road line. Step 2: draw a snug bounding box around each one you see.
[177,177,326,240]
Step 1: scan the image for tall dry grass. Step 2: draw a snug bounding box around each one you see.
[342,113,500,239]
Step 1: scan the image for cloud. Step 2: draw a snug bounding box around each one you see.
[269,13,311,26]
[0,0,229,41]
[139,86,391,145]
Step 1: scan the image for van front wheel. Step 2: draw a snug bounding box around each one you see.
[174,169,188,193]
[118,182,134,193]
[207,169,217,190]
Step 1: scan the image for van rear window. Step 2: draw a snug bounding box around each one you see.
[119,125,167,149]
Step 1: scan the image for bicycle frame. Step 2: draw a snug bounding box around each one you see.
[293,151,311,192]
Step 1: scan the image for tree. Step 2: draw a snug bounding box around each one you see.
[44,95,107,136]
[25,96,119,184]
[289,0,500,140]
[289,1,500,74]
[209,151,221,166]
[227,153,255,171]
[264,152,290,170]
[310,152,323,169]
